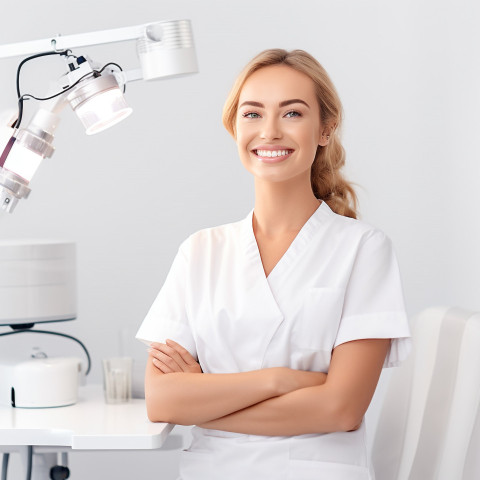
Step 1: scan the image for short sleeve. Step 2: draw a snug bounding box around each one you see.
[334,229,412,367]
[135,240,197,359]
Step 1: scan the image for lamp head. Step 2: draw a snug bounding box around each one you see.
[137,20,198,80]
[0,109,58,213]
[66,73,132,135]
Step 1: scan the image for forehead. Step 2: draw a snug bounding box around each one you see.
[239,65,317,104]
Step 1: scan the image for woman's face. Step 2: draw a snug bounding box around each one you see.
[235,65,327,185]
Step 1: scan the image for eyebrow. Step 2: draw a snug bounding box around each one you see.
[239,99,310,109]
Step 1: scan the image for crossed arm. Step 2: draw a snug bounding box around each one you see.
[144,337,390,436]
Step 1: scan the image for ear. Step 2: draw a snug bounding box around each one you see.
[318,122,336,147]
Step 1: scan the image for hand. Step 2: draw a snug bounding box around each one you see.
[148,339,202,374]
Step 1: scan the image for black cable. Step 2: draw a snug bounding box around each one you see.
[97,62,126,93]
[1,453,9,480]
[14,61,126,129]
[25,446,32,480]
[0,329,91,375]
[14,69,97,129]
[19,70,97,102]
[16,50,70,99]
[97,62,123,74]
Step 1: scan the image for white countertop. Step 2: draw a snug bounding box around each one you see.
[0,384,173,450]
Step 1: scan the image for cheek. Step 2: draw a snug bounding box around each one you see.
[235,137,252,169]
[286,125,319,152]
[235,134,246,154]
[235,126,253,153]
[301,126,322,150]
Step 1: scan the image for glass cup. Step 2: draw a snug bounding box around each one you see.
[102,357,132,404]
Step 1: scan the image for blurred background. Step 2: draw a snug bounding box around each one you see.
[0,0,478,478]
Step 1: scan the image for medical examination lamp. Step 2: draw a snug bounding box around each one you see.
[0,20,198,213]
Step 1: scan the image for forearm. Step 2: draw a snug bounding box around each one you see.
[146,367,277,424]
[145,359,326,425]
[199,339,391,436]
[199,383,356,436]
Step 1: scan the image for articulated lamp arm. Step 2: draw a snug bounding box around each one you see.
[0,19,197,213]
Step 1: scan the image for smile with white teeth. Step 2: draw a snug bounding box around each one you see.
[254,149,293,158]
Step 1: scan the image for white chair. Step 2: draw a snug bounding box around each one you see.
[372,306,480,480]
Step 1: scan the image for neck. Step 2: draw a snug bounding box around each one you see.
[253,175,321,237]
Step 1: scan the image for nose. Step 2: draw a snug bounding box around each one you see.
[260,116,281,140]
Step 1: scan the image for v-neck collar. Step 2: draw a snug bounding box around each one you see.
[242,200,332,287]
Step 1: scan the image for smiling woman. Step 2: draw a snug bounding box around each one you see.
[223,49,358,219]
[136,49,412,480]
[235,66,323,185]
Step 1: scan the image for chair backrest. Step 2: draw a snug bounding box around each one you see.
[372,306,480,480]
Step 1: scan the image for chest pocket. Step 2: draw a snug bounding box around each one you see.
[292,287,345,352]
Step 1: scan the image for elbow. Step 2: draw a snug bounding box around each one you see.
[147,406,194,426]
[321,398,364,433]
[144,377,193,425]
[146,408,175,424]
[337,411,363,432]
[146,402,169,423]
[144,376,177,424]
[145,388,172,423]
[146,391,185,424]
[333,403,364,432]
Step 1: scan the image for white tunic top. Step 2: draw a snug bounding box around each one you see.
[136,201,412,480]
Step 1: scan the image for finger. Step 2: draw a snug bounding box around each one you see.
[148,348,183,372]
[150,342,188,366]
[153,343,189,371]
[151,356,175,374]
[149,343,182,369]
[165,339,198,365]
[151,350,183,372]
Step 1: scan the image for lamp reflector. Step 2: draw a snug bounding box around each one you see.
[76,88,132,135]
[67,74,132,135]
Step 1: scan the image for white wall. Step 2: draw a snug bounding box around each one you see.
[1,1,479,478]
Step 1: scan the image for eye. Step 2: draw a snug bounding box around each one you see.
[242,112,261,119]
[284,110,301,118]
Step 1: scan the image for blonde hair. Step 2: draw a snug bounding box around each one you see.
[222,49,358,219]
